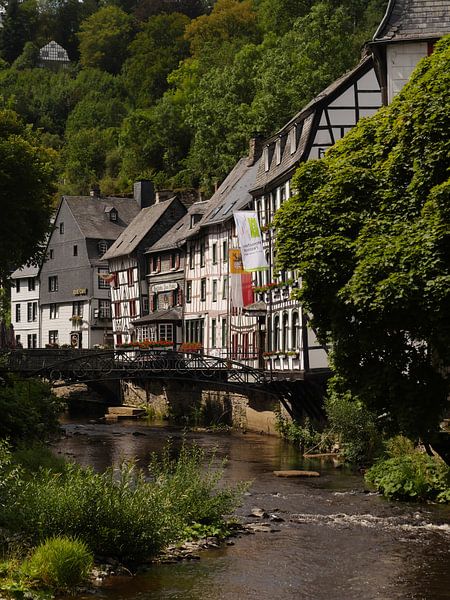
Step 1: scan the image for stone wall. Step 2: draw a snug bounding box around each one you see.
[122,379,279,434]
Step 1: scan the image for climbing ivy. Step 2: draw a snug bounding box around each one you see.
[274,35,450,441]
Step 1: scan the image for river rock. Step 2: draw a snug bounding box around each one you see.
[273,470,320,477]
[249,507,269,518]
[269,514,284,522]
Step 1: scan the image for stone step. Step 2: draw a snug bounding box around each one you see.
[107,406,146,418]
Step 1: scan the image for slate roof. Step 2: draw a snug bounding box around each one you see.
[147,201,210,253]
[103,197,179,259]
[250,56,374,195]
[11,264,39,279]
[65,196,140,241]
[373,0,450,42]
[199,157,259,227]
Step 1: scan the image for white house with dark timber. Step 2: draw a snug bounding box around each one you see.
[249,54,382,376]
[370,0,450,105]
[39,190,141,348]
[103,185,187,347]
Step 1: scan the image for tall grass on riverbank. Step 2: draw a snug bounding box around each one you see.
[0,441,247,563]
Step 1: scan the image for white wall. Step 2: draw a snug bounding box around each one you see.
[11,277,40,347]
[386,42,428,103]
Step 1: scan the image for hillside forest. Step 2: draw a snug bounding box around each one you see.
[0,0,387,197]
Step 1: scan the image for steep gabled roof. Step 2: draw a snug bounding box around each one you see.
[250,55,374,194]
[200,157,259,227]
[64,196,140,240]
[103,197,180,259]
[147,201,210,253]
[373,0,450,43]
[11,264,39,279]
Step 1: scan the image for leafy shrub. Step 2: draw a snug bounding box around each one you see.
[275,412,327,453]
[0,376,64,445]
[22,537,93,591]
[365,441,450,503]
[325,388,382,465]
[12,444,67,476]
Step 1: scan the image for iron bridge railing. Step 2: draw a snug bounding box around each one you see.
[0,348,268,387]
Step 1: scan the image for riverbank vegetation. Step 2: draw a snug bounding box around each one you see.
[0,440,247,596]
[365,437,450,503]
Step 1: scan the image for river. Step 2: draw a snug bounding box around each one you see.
[53,415,450,600]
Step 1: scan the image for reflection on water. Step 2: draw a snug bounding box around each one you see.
[54,416,450,600]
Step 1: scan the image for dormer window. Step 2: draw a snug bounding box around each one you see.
[275,138,282,165]
[105,206,118,222]
[263,147,269,171]
[190,213,202,229]
[289,125,297,154]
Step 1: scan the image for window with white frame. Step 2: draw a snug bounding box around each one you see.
[158,323,173,341]
[48,276,58,292]
[15,304,21,322]
[98,269,110,289]
[50,304,59,319]
[48,330,58,345]
[212,280,217,302]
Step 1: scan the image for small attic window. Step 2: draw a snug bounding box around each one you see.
[105,206,118,222]
[275,138,282,165]
[190,214,202,228]
[289,125,297,154]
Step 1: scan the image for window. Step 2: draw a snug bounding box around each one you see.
[200,243,205,267]
[185,319,204,343]
[48,276,58,292]
[98,241,108,257]
[186,281,192,303]
[99,300,111,319]
[292,312,300,350]
[109,208,118,222]
[282,313,289,351]
[49,249,54,259]
[274,315,280,351]
[212,280,217,302]
[72,301,83,317]
[289,125,297,154]
[171,252,179,269]
[98,269,110,289]
[212,243,217,264]
[49,330,58,345]
[222,240,228,262]
[116,334,122,346]
[158,323,173,342]
[142,297,149,314]
[59,222,64,234]
[222,319,227,348]
[211,319,216,348]
[222,276,228,300]
[28,278,35,291]
[28,334,37,349]
[27,302,37,322]
[114,302,121,318]
[275,138,282,165]
[129,300,137,317]
[50,304,59,319]
[73,245,78,256]
[189,245,195,269]
[16,280,20,293]
[200,278,206,301]
[152,256,161,273]
[127,268,134,286]
[15,304,21,323]
[15,334,21,345]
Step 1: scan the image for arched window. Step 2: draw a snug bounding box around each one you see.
[282,313,289,351]
[292,312,300,351]
[274,315,280,351]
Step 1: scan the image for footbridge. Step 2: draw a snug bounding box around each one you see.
[0,348,326,420]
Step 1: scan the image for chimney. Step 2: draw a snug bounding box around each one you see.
[90,184,100,197]
[247,133,264,166]
[134,180,155,209]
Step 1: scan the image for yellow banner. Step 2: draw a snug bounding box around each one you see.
[229,248,246,274]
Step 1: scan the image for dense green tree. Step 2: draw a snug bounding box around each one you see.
[121,12,190,107]
[256,0,314,35]
[78,6,134,73]
[0,109,56,281]
[274,36,450,441]
[11,41,40,70]
[133,0,208,21]
[0,0,38,63]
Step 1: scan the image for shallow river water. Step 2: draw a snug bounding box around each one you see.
[54,416,450,600]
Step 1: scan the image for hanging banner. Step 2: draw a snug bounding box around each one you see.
[98,271,115,283]
[233,211,268,272]
[229,248,254,308]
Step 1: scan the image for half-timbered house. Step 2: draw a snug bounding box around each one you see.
[103,187,187,347]
[371,0,450,104]
[249,54,382,376]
